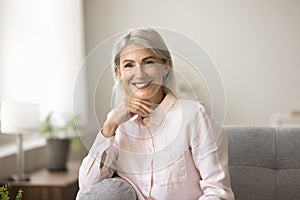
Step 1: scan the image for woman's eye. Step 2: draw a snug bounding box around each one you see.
[144,60,155,66]
[124,63,133,68]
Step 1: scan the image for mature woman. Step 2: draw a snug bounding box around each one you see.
[77,28,234,200]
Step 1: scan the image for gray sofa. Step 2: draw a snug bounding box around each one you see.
[225,126,300,200]
[78,126,300,200]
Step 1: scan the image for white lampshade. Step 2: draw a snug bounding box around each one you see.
[1,101,39,134]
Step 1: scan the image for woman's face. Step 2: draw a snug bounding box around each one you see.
[116,44,169,102]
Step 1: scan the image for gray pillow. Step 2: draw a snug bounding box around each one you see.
[77,177,137,200]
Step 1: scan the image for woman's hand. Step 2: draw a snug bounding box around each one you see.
[115,98,154,124]
[102,98,154,137]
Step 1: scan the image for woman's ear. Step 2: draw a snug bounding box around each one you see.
[166,58,172,68]
[114,66,121,79]
[163,58,172,76]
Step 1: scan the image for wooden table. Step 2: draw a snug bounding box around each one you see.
[0,160,81,200]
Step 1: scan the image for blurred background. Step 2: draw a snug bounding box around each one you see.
[0,0,299,185]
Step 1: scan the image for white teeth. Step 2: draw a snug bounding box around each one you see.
[133,81,151,88]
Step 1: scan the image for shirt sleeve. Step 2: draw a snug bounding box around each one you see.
[77,130,118,195]
[190,104,235,200]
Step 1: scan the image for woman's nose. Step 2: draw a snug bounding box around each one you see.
[134,64,145,78]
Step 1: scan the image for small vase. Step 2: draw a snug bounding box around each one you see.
[46,138,70,171]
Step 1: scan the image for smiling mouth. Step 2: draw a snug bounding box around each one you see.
[132,81,153,89]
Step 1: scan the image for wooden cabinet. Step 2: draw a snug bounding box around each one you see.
[1,160,81,200]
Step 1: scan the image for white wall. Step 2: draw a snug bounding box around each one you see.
[0,0,87,122]
[84,0,300,127]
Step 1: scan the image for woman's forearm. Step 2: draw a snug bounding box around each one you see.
[78,131,116,194]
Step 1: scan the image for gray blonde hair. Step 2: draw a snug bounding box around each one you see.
[111,28,179,106]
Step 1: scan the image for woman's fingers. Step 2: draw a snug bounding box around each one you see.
[128,104,150,117]
[129,99,154,113]
[112,103,131,125]
[126,99,154,117]
[113,98,154,124]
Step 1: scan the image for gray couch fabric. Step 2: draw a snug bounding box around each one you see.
[78,126,300,200]
[225,126,300,200]
[77,177,136,200]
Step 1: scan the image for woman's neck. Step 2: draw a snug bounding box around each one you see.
[149,87,166,104]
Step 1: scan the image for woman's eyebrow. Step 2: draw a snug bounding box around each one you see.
[141,56,156,62]
[122,59,134,64]
[122,56,156,64]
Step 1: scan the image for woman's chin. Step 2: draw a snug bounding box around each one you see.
[133,93,152,100]
[129,85,162,101]
[131,90,154,100]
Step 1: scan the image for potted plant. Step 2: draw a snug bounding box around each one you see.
[0,184,23,200]
[40,113,80,171]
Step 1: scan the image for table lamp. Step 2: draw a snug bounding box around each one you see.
[1,101,39,181]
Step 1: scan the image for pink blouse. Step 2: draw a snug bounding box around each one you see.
[77,92,235,200]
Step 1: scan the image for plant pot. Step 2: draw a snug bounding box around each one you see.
[46,138,70,171]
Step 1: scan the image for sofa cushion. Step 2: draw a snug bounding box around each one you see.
[225,126,276,169]
[225,126,276,200]
[229,166,275,200]
[276,127,300,169]
[77,177,137,200]
[276,127,300,200]
[277,169,300,200]
[225,126,300,200]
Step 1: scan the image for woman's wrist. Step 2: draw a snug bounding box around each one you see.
[102,117,118,138]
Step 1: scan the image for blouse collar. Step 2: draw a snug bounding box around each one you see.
[133,91,177,126]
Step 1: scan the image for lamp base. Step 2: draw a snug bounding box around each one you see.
[8,174,30,182]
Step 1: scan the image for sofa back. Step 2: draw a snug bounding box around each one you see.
[224,126,300,200]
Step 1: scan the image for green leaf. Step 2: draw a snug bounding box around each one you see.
[0,184,10,200]
[15,189,23,200]
[39,112,55,137]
